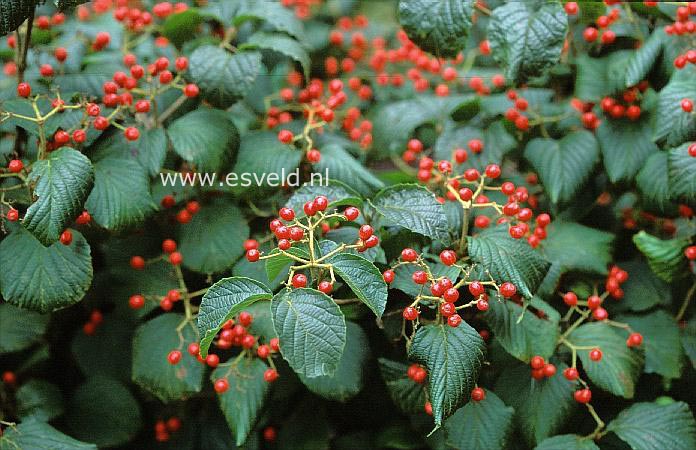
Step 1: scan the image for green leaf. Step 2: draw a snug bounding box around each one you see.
[233,0,304,41]
[66,376,141,448]
[264,245,310,283]
[468,226,551,299]
[632,231,689,282]
[231,131,303,197]
[85,153,156,231]
[0,303,49,353]
[132,314,205,402]
[495,362,578,447]
[243,32,309,80]
[625,29,666,88]
[71,314,133,382]
[487,1,568,83]
[0,227,92,313]
[162,9,204,47]
[285,180,362,216]
[0,418,96,449]
[168,108,239,172]
[213,358,269,446]
[197,276,273,358]
[535,434,599,450]
[371,184,449,240]
[637,152,678,214]
[682,320,696,369]
[16,380,64,421]
[313,143,384,196]
[434,120,517,171]
[540,221,614,274]
[668,142,696,202]
[0,1,40,37]
[178,199,249,274]
[654,68,696,147]
[408,322,486,427]
[444,391,514,450]
[616,260,670,312]
[377,358,427,414]
[326,252,387,317]
[574,52,632,101]
[607,401,696,450]
[617,310,684,379]
[568,322,644,398]
[524,131,599,204]
[483,297,560,362]
[271,288,347,377]
[596,115,659,183]
[117,127,167,177]
[397,0,474,58]
[188,45,262,108]
[22,147,94,245]
[298,322,369,402]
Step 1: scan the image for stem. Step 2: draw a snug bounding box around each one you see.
[157,93,187,125]
[459,208,470,254]
[13,11,34,157]
[676,282,696,322]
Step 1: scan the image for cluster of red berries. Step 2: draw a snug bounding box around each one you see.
[279,0,321,19]
[598,84,650,121]
[619,204,690,232]
[664,2,696,37]
[530,355,557,380]
[154,416,182,443]
[406,364,427,384]
[582,8,621,44]
[503,90,534,131]
[82,309,103,335]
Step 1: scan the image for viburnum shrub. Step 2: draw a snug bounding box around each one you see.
[1,0,696,449]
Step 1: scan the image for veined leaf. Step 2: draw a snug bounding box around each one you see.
[326,252,387,317]
[371,184,449,241]
[668,142,696,202]
[0,303,49,353]
[632,231,689,282]
[654,67,696,147]
[444,390,514,450]
[540,221,614,274]
[378,358,427,414]
[408,322,486,427]
[242,32,309,79]
[596,115,659,183]
[197,276,273,358]
[607,401,696,450]
[312,143,384,196]
[535,434,599,450]
[285,180,362,217]
[0,418,96,449]
[625,29,667,88]
[637,152,679,214]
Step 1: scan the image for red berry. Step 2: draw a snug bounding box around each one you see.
[206,354,220,368]
[246,249,260,262]
[8,159,23,173]
[264,368,279,383]
[318,280,333,294]
[184,84,199,97]
[682,99,694,113]
[257,344,271,359]
[2,371,17,385]
[587,295,602,310]
[359,224,373,240]
[592,307,608,321]
[124,127,140,141]
[530,355,545,370]
[499,282,516,298]
[403,306,418,320]
[17,82,31,97]
[214,378,229,393]
[485,164,501,179]
[401,248,418,262]
[563,292,578,306]
[54,47,68,62]
[447,314,462,327]
[278,130,294,144]
[169,252,183,265]
[344,206,360,221]
[383,269,395,283]
[187,342,200,356]
[440,250,457,266]
[471,387,485,401]
[60,230,73,245]
[440,302,456,316]
[307,149,321,162]
[543,363,557,378]
[627,332,643,347]
[583,27,598,42]
[6,208,19,222]
[565,2,578,15]
[574,388,592,403]
[476,299,489,311]
[279,207,295,221]
[685,246,696,260]
[589,348,602,361]
[239,311,253,327]
[291,273,307,288]
[412,270,427,284]
[563,367,579,381]
[468,281,485,297]
[167,350,182,365]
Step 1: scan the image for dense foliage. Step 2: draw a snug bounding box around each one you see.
[1,0,696,449]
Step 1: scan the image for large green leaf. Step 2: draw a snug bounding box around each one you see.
[66,376,141,448]
[112,127,167,177]
[632,231,689,282]
[16,379,64,422]
[243,32,309,79]
[607,401,696,450]
[71,313,133,382]
[625,29,667,88]
[495,362,578,447]
[371,184,449,241]
[0,0,40,37]
[408,322,486,427]
[0,303,49,353]
[326,252,387,317]
[22,147,94,245]
[313,144,384,196]
[397,0,474,58]
[618,260,671,312]
[197,276,273,358]
[637,152,678,214]
[682,320,696,370]
[271,288,347,378]
[231,131,303,197]
[0,227,92,313]
[596,115,659,183]
[233,0,304,41]
[617,310,684,379]
[483,297,560,362]
[188,45,262,108]
[213,358,269,446]
[168,108,239,173]
[132,314,205,402]
[540,221,613,274]
[487,1,568,83]
[574,52,632,101]
[377,358,427,414]
[668,142,696,202]
[178,199,249,274]
[524,131,599,204]
[468,226,551,299]
[298,322,369,402]
[434,120,517,171]
[569,322,644,398]
[654,67,696,147]
[162,9,204,47]
[0,418,96,449]
[444,391,514,450]
[535,434,599,450]
[85,154,156,231]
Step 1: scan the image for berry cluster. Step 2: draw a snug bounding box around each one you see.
[153,416,182,443]
[582,8,620,44]
[598,84,650,121]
